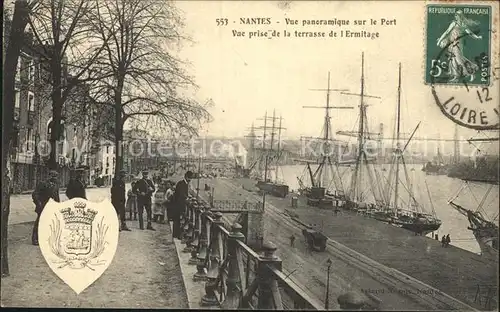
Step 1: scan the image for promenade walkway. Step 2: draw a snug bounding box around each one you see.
[2,184,190,309]
[1,221,188,308]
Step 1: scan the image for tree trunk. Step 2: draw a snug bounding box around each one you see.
[48,51,63,171]
[1,0,31,278]
[114,81,124,177]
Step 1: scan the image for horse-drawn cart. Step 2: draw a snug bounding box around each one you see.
[302,226,327,252]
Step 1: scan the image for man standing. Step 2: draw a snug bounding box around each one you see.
[111,170,131,232]
[171,171,193,240]
[165,181,175,222]
[32,170,60,245]
[65,166,87,199]
[133,170,156,230]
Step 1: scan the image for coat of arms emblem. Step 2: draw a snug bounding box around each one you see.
[38,198,119,294]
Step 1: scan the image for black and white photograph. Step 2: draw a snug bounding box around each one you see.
[1,0,499,310]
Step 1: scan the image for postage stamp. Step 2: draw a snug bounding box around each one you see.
[425,4,492,86]
[425,2,499,130]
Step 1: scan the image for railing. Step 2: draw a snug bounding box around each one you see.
[179,195,323,310]
[210,199,263,213]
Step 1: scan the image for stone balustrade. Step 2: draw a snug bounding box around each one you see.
[180,194,323,310]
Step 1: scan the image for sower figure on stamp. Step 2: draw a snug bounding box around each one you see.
[111,170,131,232]
[133,170,156,230]
[171,171,193,240]
[436,10,483,82]
[31,170,60,246]
[65,166,87,200]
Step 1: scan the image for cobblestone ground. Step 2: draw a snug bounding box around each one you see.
[0,221,188,309]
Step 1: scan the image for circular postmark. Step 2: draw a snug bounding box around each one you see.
[427,6,499,130]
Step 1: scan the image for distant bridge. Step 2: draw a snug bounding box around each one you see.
[137,156,235,164]
[291,158,377,165]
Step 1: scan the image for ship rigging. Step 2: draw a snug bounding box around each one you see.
[250,110,290,198]
[338,54,441,235]
[296,72,353,208]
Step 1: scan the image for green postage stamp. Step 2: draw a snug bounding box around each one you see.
[425,4,492,86]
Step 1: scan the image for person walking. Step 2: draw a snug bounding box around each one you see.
[111,170,131,232]
[445,234,451,247]
[290,234,296,247]
[171,171,193,240]
[133,170,156,230]
[65,166,87,199]
[441,235,446,247]
[126,181,138,221]
[32,170,60,245]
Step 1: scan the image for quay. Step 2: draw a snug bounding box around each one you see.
[193,177,497,311]
[1,178,496,310]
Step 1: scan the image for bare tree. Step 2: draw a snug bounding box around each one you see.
[2,0,36,278]
[88,0,212,176]
[26,0,110,170]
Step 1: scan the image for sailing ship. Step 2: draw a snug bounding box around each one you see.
[254,110,290,198]
[449,181,499,257]
[339,55,441,235]
[385,63,442,235]
[296,72,350,209]
[336,53,386,215]
[448,133,499,257]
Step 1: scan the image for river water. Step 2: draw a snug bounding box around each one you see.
[268,164,499,255]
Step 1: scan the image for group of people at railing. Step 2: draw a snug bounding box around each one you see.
[123,170,195,234]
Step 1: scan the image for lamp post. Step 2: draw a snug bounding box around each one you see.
[325,258,332,310]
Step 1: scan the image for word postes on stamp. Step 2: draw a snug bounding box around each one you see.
[425,4,499,130]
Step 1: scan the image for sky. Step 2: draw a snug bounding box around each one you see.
[4,0,498,155]
[174,0,499,154]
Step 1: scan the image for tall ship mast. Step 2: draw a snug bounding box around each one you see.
[384,63,441,235]
[296,72,353,208]
[253,110,290,198]
[339,52,385,212]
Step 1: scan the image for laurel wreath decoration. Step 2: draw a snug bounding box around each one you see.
[49,214,109,271]
[49,213,68,268]
[82,216,109,270]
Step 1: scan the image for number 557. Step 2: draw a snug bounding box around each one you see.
[216,18,228,26]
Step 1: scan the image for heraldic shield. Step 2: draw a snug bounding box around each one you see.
[38,198,119,294]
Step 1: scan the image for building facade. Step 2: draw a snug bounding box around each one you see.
[6,26,97,192]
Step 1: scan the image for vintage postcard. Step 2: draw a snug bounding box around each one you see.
[1,0,498,310]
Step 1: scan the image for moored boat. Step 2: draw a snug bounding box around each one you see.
[383,63,441,235]
[253,110,290,198]
[296,72,349,210]
[449,180,499,257]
